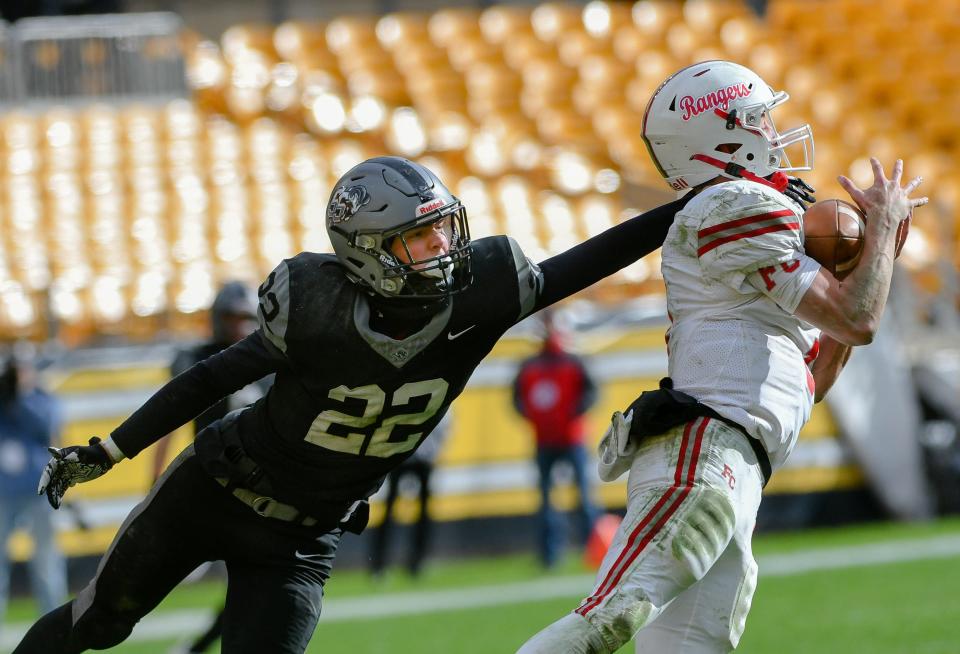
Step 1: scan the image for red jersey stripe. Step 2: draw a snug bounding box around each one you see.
[575,419,698,617]
[697,222,799,257]
[575,418,709,617]
[697,209,796,238]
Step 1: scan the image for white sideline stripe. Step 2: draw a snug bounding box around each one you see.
[758,534,960,575]
[3,534,959,648]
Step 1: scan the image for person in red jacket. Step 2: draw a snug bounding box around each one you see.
[512,313,600,568]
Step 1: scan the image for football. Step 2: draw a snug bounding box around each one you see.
[802,199,866,280]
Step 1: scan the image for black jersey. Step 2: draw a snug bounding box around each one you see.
[113,236,541,513]
[235,236,539,506]
[109,198,689,517]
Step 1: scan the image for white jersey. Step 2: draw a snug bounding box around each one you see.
[662,180,821,472]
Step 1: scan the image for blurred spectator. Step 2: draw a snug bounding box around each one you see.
[156,281,270,654]
[0,344,67,636]
[512,313,599,569]
[370,411,452,578]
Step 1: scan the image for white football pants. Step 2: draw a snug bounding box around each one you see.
[517,417,765,654]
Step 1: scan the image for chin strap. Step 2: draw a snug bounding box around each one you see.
[691,153,790,193]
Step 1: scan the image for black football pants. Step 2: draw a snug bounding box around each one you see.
[14,444,342,654]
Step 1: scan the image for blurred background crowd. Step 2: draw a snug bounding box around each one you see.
[0,0,958,643]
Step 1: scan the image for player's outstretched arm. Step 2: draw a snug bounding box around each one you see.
[109,331,287,460]
[532,195,692,311]
[794,158,927,345]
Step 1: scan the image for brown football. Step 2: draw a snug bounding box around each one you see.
[802,199,865,280]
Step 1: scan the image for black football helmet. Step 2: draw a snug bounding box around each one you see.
[325,156,472,301]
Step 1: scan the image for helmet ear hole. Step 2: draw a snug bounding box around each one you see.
[746,153,755,161]
[715,143,741,154]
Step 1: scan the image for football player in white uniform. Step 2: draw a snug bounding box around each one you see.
[518,60,927,654]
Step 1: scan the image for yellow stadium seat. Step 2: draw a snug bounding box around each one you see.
[273,20,327,62]
[631,0,683,45]
[663,21,699,64]
[221,23,277,62]
[581,1,633,39]
[347,68,410,107]
[535,105,597,147]
[479,5,533,44]
[682,0,751,35]
[531,2,584,43]
[428,8,482,48]
[376,12,430,50]
[446,35,501,73]
[572,55,631,114]
[406,70,468,114]
[556,29,610,68]
[520,59,576,117]
[325,16,379,56]
[717,15,762,59]
[611,25,647,65]
[502,33,555,71]
[1,111,31,146]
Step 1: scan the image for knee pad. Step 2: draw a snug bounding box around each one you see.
[520,612,614,654]
[595,600,657,652]
[671,488,737,581]
[73,603,136,650]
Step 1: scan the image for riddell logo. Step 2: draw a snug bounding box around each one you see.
[416,199,445,216]
[679,83,752,121]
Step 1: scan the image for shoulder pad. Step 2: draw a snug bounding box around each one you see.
[693,181,801,259]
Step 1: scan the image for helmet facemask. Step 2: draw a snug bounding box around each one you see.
[723,91,814,176]
[351,201,472,301]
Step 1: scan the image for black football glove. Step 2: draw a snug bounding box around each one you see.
[783,176,816,210]
[38,437,114,509]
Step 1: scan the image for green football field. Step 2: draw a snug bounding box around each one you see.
[4,517,959,653]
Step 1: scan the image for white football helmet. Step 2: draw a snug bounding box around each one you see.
[642,60,814,193]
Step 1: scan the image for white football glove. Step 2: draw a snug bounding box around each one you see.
[38,437,115,509]
[597,409,639,482]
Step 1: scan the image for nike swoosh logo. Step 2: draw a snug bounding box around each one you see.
[447,325,476,340]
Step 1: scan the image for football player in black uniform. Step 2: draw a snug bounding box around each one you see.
[17,156,692,654]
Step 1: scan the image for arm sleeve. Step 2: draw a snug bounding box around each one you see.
[531,196,691,313]
[110,331,288,457]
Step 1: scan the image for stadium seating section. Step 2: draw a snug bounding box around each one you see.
[0,0,957,344]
